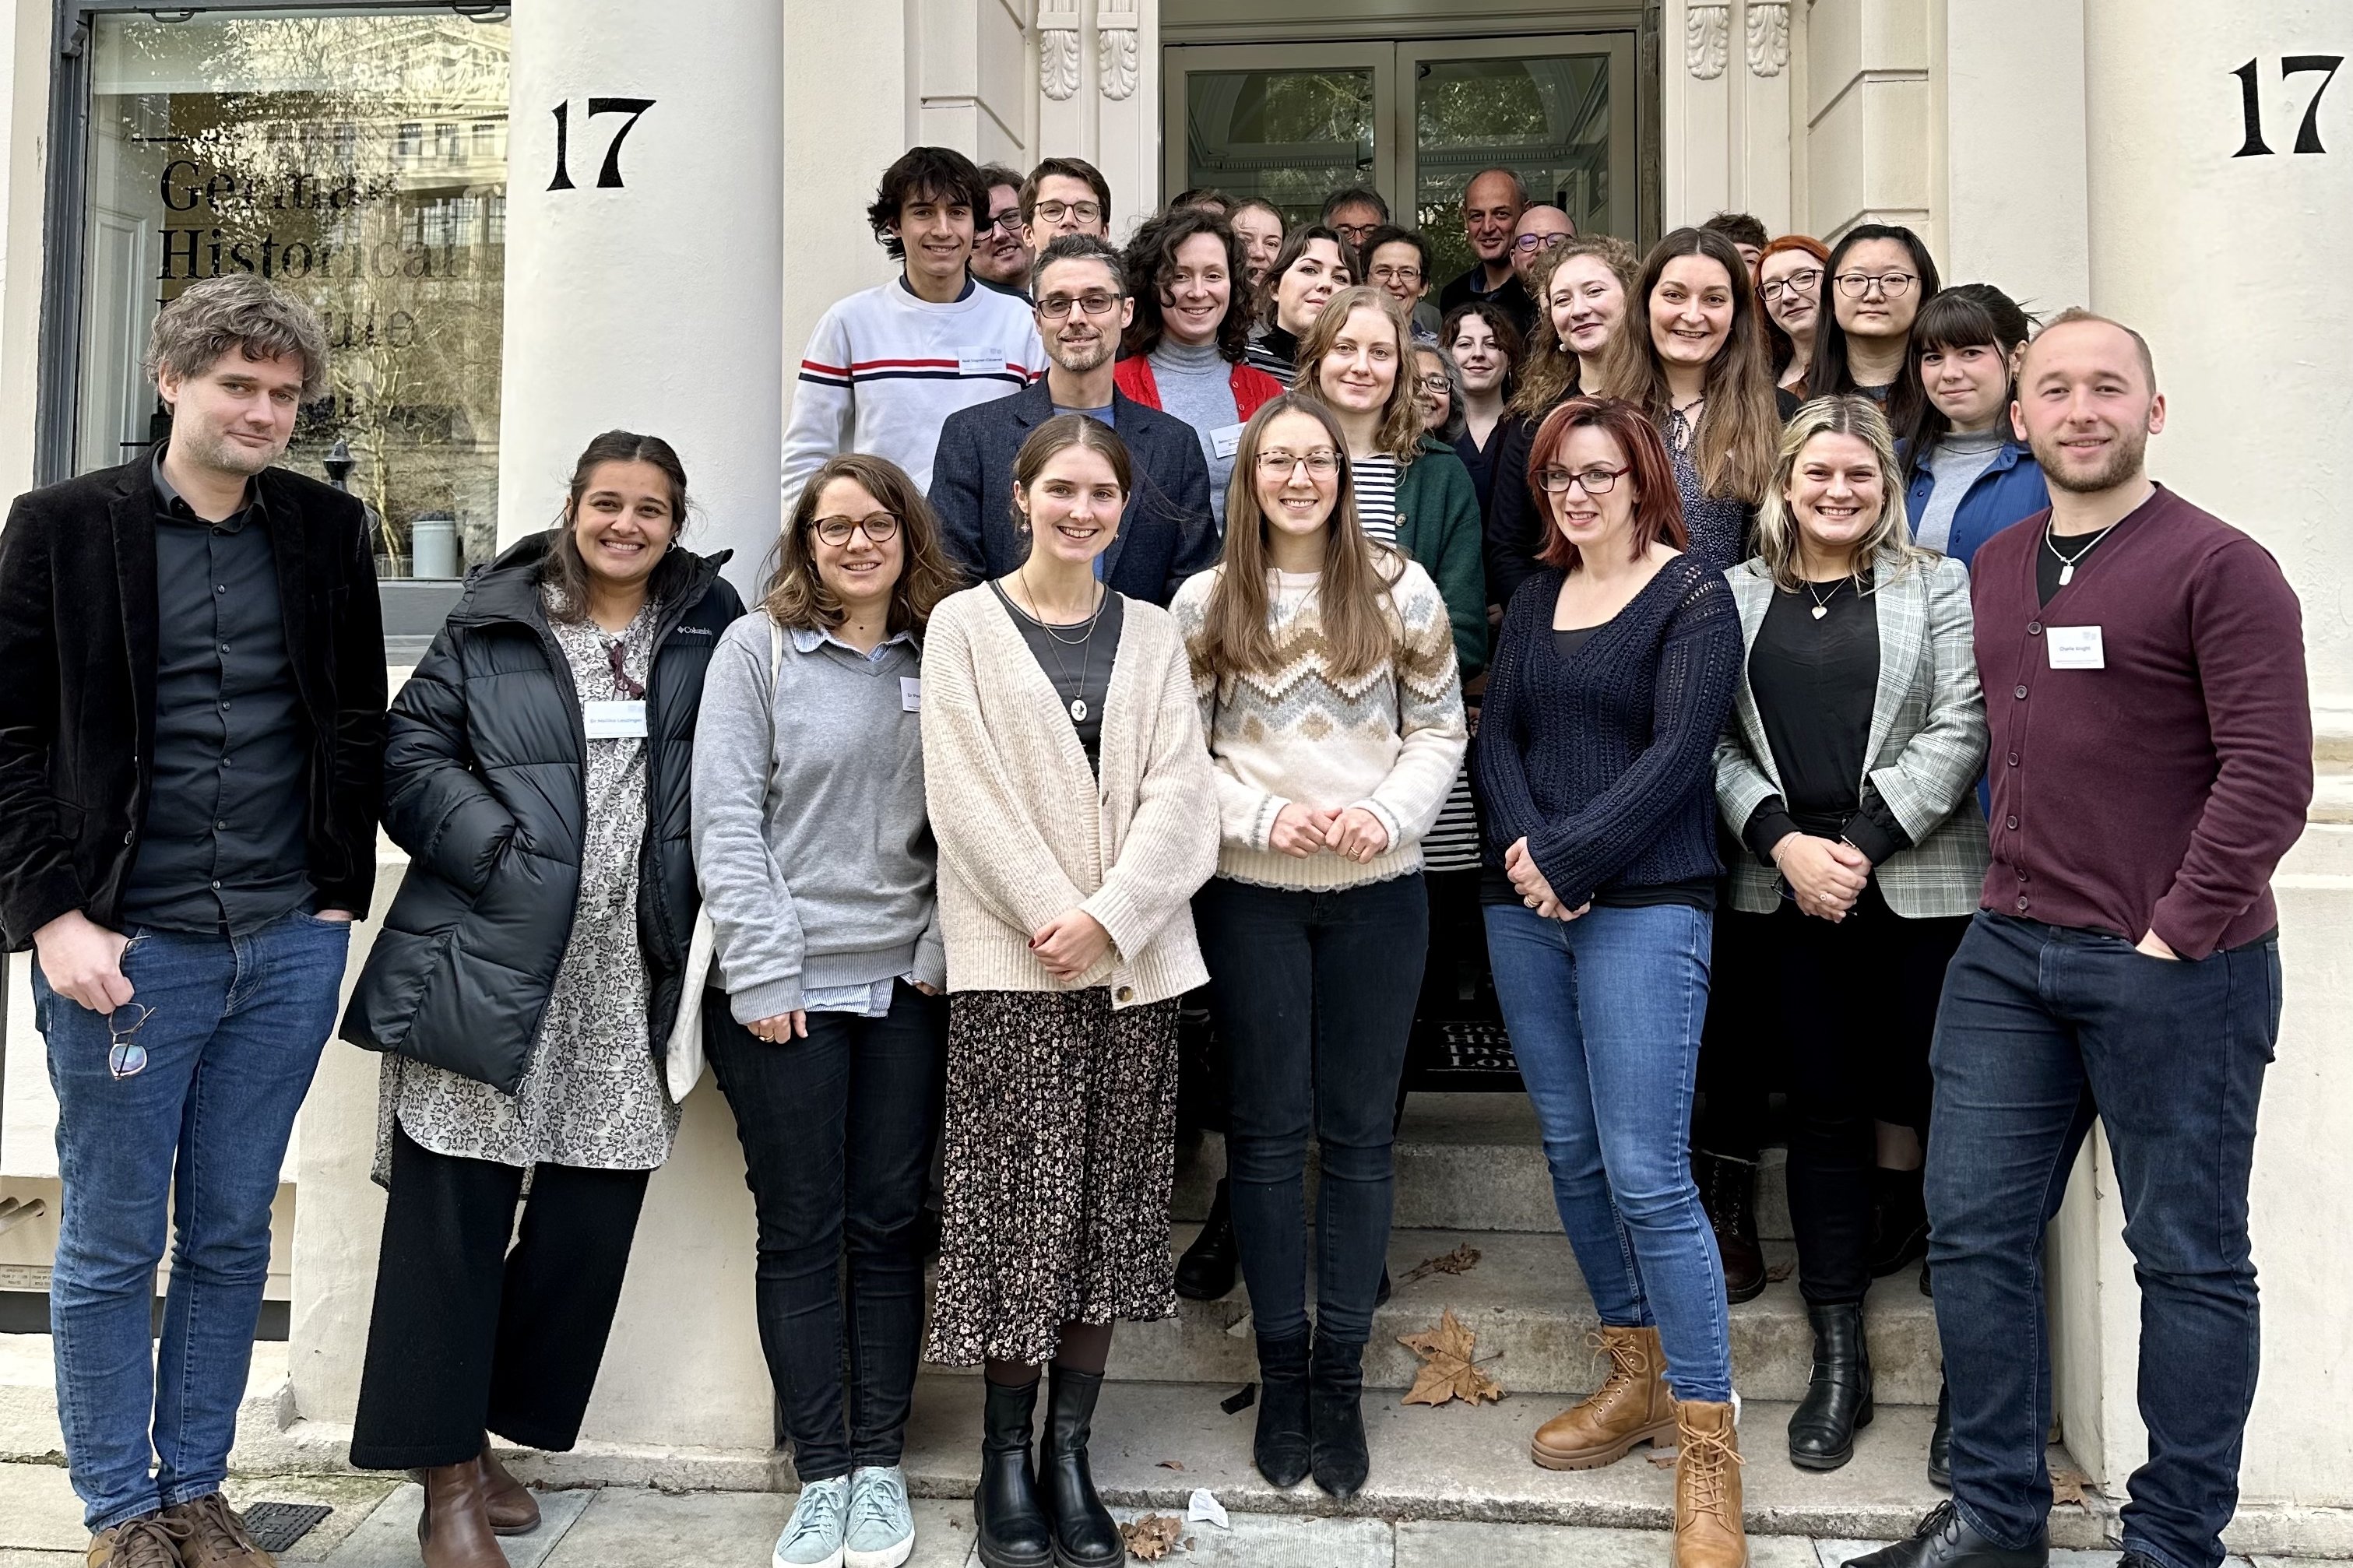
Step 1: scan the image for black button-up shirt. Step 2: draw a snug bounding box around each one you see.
[118,449,313,933]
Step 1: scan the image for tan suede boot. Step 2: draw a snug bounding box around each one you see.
[1530,1324,1676,1469]
[1672,1398,1748,1568]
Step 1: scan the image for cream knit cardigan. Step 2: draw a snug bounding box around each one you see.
[920,585,1219,1007]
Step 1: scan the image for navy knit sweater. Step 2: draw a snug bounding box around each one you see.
[1475,555,1743,907]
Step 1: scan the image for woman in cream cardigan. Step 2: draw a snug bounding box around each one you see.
[920,413,1219,1568]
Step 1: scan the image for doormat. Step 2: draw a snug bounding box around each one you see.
[237,1502,332,1554]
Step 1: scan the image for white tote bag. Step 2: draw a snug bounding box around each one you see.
[664,616,783,1103]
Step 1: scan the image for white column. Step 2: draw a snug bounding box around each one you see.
[495,0,784,602]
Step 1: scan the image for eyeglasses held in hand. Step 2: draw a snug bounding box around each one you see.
[1256,448,1341,478]
[1036,291,1123,319]
[108,1003,158,1081]
[1032,199,1103,225]
[1759,269,1824,303]
[810,513,901,547]
[1511,231,1573,254]
[1537,464,1630,495]
[1833,270,1918,299]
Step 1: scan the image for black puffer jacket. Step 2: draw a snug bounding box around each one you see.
[341,534,743,1092]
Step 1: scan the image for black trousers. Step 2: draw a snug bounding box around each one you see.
[1694,899,1778,1162]
[705,981,945,1481]
[1767,881,1969,1305]
[349,1125,651,1469]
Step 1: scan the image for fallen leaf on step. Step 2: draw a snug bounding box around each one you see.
[1398,1308,1507,1406]
[1400,1243,1482,1287]
[1648,1447,1677,1468]
[2049,1461,2093,1506]
[1765,1260,1794,1284]
[1120,1512,1185,1560]
[1157,1459,1184,1471]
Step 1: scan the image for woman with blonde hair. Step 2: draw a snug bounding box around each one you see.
[690,452,963,1568]
[1714,396,1987,1475]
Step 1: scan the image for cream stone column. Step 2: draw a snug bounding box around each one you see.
[1796,0,1932,243]
[1660,2,1799,237]
[1032,0,1159,241]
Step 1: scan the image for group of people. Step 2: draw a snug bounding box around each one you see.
[0,136,2310,1568]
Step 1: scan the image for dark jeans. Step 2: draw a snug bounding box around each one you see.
[351,1126,651,1468]
[1769,881,1968,1305]
[705,981,945,1480]
[1928,912,2278,1568]
[1197,873,1426,1345]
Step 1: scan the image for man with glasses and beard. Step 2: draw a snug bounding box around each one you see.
[1848,311,2312,1568]
[929,234,1217,606]
[972,161,1036,301]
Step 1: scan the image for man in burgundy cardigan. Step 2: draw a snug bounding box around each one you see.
[1848,313,2313,1568]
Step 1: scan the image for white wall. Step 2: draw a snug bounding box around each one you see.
[1935,0,2089,308]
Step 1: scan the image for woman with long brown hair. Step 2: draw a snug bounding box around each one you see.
[1172,394,1467,1502]
[689,452,963,1568]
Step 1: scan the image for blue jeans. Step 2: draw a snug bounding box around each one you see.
[1928,912,2277,1568]
[34,909,349,1531]
[1483,900,1732,1403]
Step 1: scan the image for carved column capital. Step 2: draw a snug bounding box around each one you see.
[1746,1,1790,78]
[1039,0,1081,101]
[1685,3,1732,81]
[1096,0,1140,101]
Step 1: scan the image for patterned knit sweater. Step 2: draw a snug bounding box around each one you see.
[1475,556,1743,908]
[1169,558,1468,891]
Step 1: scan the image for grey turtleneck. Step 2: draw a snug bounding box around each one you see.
[1915,427,2007,554]
[1148,338,1243,530]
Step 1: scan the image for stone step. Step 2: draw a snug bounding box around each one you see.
[1174,1092,1796,1241]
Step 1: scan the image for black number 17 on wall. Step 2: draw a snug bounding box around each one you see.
[2234,56,2341,156]
[549,97,657,190]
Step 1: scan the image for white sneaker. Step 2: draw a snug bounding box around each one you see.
[844,1465,916,1568]
[774,1475,849,1568]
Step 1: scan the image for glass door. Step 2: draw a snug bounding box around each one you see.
[1167,42,1395,230]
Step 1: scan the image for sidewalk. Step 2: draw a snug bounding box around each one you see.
[0,1463,2314,1568]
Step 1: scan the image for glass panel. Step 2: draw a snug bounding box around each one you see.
[1185,66,1374,229]
[83,10,511,579]
[1414,52,1615,287]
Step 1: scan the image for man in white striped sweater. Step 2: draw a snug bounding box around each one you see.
[782,146,1044,514]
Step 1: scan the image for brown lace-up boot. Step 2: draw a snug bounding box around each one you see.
[165,1492,277,1566]
[86,1512,188,1568]
[1672,1398,1749,1568]
[1530,1324,1676,1469]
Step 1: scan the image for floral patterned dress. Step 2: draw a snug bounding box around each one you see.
[375,591,681,1183]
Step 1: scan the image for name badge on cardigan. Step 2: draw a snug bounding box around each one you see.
[901,677,922,712]
[583,699,649,739]
[1210,424,1245,459]
[2048,626,2105,670]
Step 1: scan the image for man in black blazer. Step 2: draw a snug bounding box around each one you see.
[0,275,383,1561]
[930,234,1219,606]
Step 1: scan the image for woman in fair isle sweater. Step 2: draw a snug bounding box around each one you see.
[1169,394,1468,1503]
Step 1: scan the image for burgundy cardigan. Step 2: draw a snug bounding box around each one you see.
[1971,486,2313,958]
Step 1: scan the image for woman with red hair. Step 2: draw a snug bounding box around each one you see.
[1472,396,1749,1568]
[1758,235,1831,398]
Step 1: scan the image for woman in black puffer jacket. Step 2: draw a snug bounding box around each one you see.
[340,430,742,1566]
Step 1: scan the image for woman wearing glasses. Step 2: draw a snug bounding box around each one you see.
[344,431,744,1567]
[922,415,1219,1568]
[1713,397,1985,1473]
[1245,225,1354,381]
[690,454,962,1568]
[1758,235,1831,399]
[1174,396,1468,1501]
[1806,224,1942,428]
[1473,396,1746,1568]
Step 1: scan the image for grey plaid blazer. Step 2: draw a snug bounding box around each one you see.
[1714,550,1991,917]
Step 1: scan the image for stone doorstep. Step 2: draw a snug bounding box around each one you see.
[0,1334,290,1464]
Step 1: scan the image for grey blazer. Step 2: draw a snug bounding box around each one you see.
[1714,550,1991,917]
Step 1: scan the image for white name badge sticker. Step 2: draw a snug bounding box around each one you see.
[901,677,922,712]
[1210,424,1246,459]
[582,699,649,739]
[2047,626,2105,670]
[958,351,1005,378]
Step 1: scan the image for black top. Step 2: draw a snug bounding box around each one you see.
[992,580,1125,773]
[2036,519,2117,606]
[1739,571,1911,868]
[1437,265,1539,339]
[1454,426,1500,518]
[120,450,312,933]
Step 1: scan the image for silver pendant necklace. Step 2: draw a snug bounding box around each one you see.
[2044,519,2116,587]
[1013,570,1106,722]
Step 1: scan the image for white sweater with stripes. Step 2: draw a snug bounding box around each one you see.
[780,277,1043,514]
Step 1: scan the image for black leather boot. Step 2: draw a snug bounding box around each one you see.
[1252,1330,1312,1487]
[975,1377,1054,1568]
[1308,1331,1370,1499]
[1838,1501,2048,1567]
[1039,1366,1123,1568]
[1928,1379,1952,1489]
[1175,1179,1238,1301]
[1788,1301,1875,1470]
[1869,1166,1930,1278]
[1698,1152,1766,1303]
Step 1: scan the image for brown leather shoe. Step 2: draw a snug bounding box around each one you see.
[418,1459,510,1568]
[1672,1399,1749,1568]
[86,1513,188,1568]
[479,1442,541,1535]
[1699,1155,1767,1304]
[166,1492,276,1566]
[1530,1324,1676,1469]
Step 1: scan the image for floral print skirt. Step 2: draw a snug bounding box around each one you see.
[926,988,1181,1367]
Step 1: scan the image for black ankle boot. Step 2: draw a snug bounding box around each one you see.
[1175,1179,1238,1301]
[1869,1167,1930,1278]
[1252,1330,1312,1487]
[1308,1331,1370,1499]
[1928,1379,1951,1489]
[1039,1366,1122,1568]
[1699,1151,1767,1303]
[976,1377,1054,1568]
[1788,1301,1875,1470]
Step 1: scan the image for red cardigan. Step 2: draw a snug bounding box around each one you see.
[1114,353,1285,421]
[1971,486,2312,958]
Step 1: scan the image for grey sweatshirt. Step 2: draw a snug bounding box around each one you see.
[691,613,946,1022]
[1149,339,1243,530]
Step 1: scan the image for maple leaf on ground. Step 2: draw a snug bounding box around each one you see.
[1398,1308,1506,1406]
[1399,1243,1482,1289]
[2049,1461,2094,1506]
[1120,1512,1186,1560]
